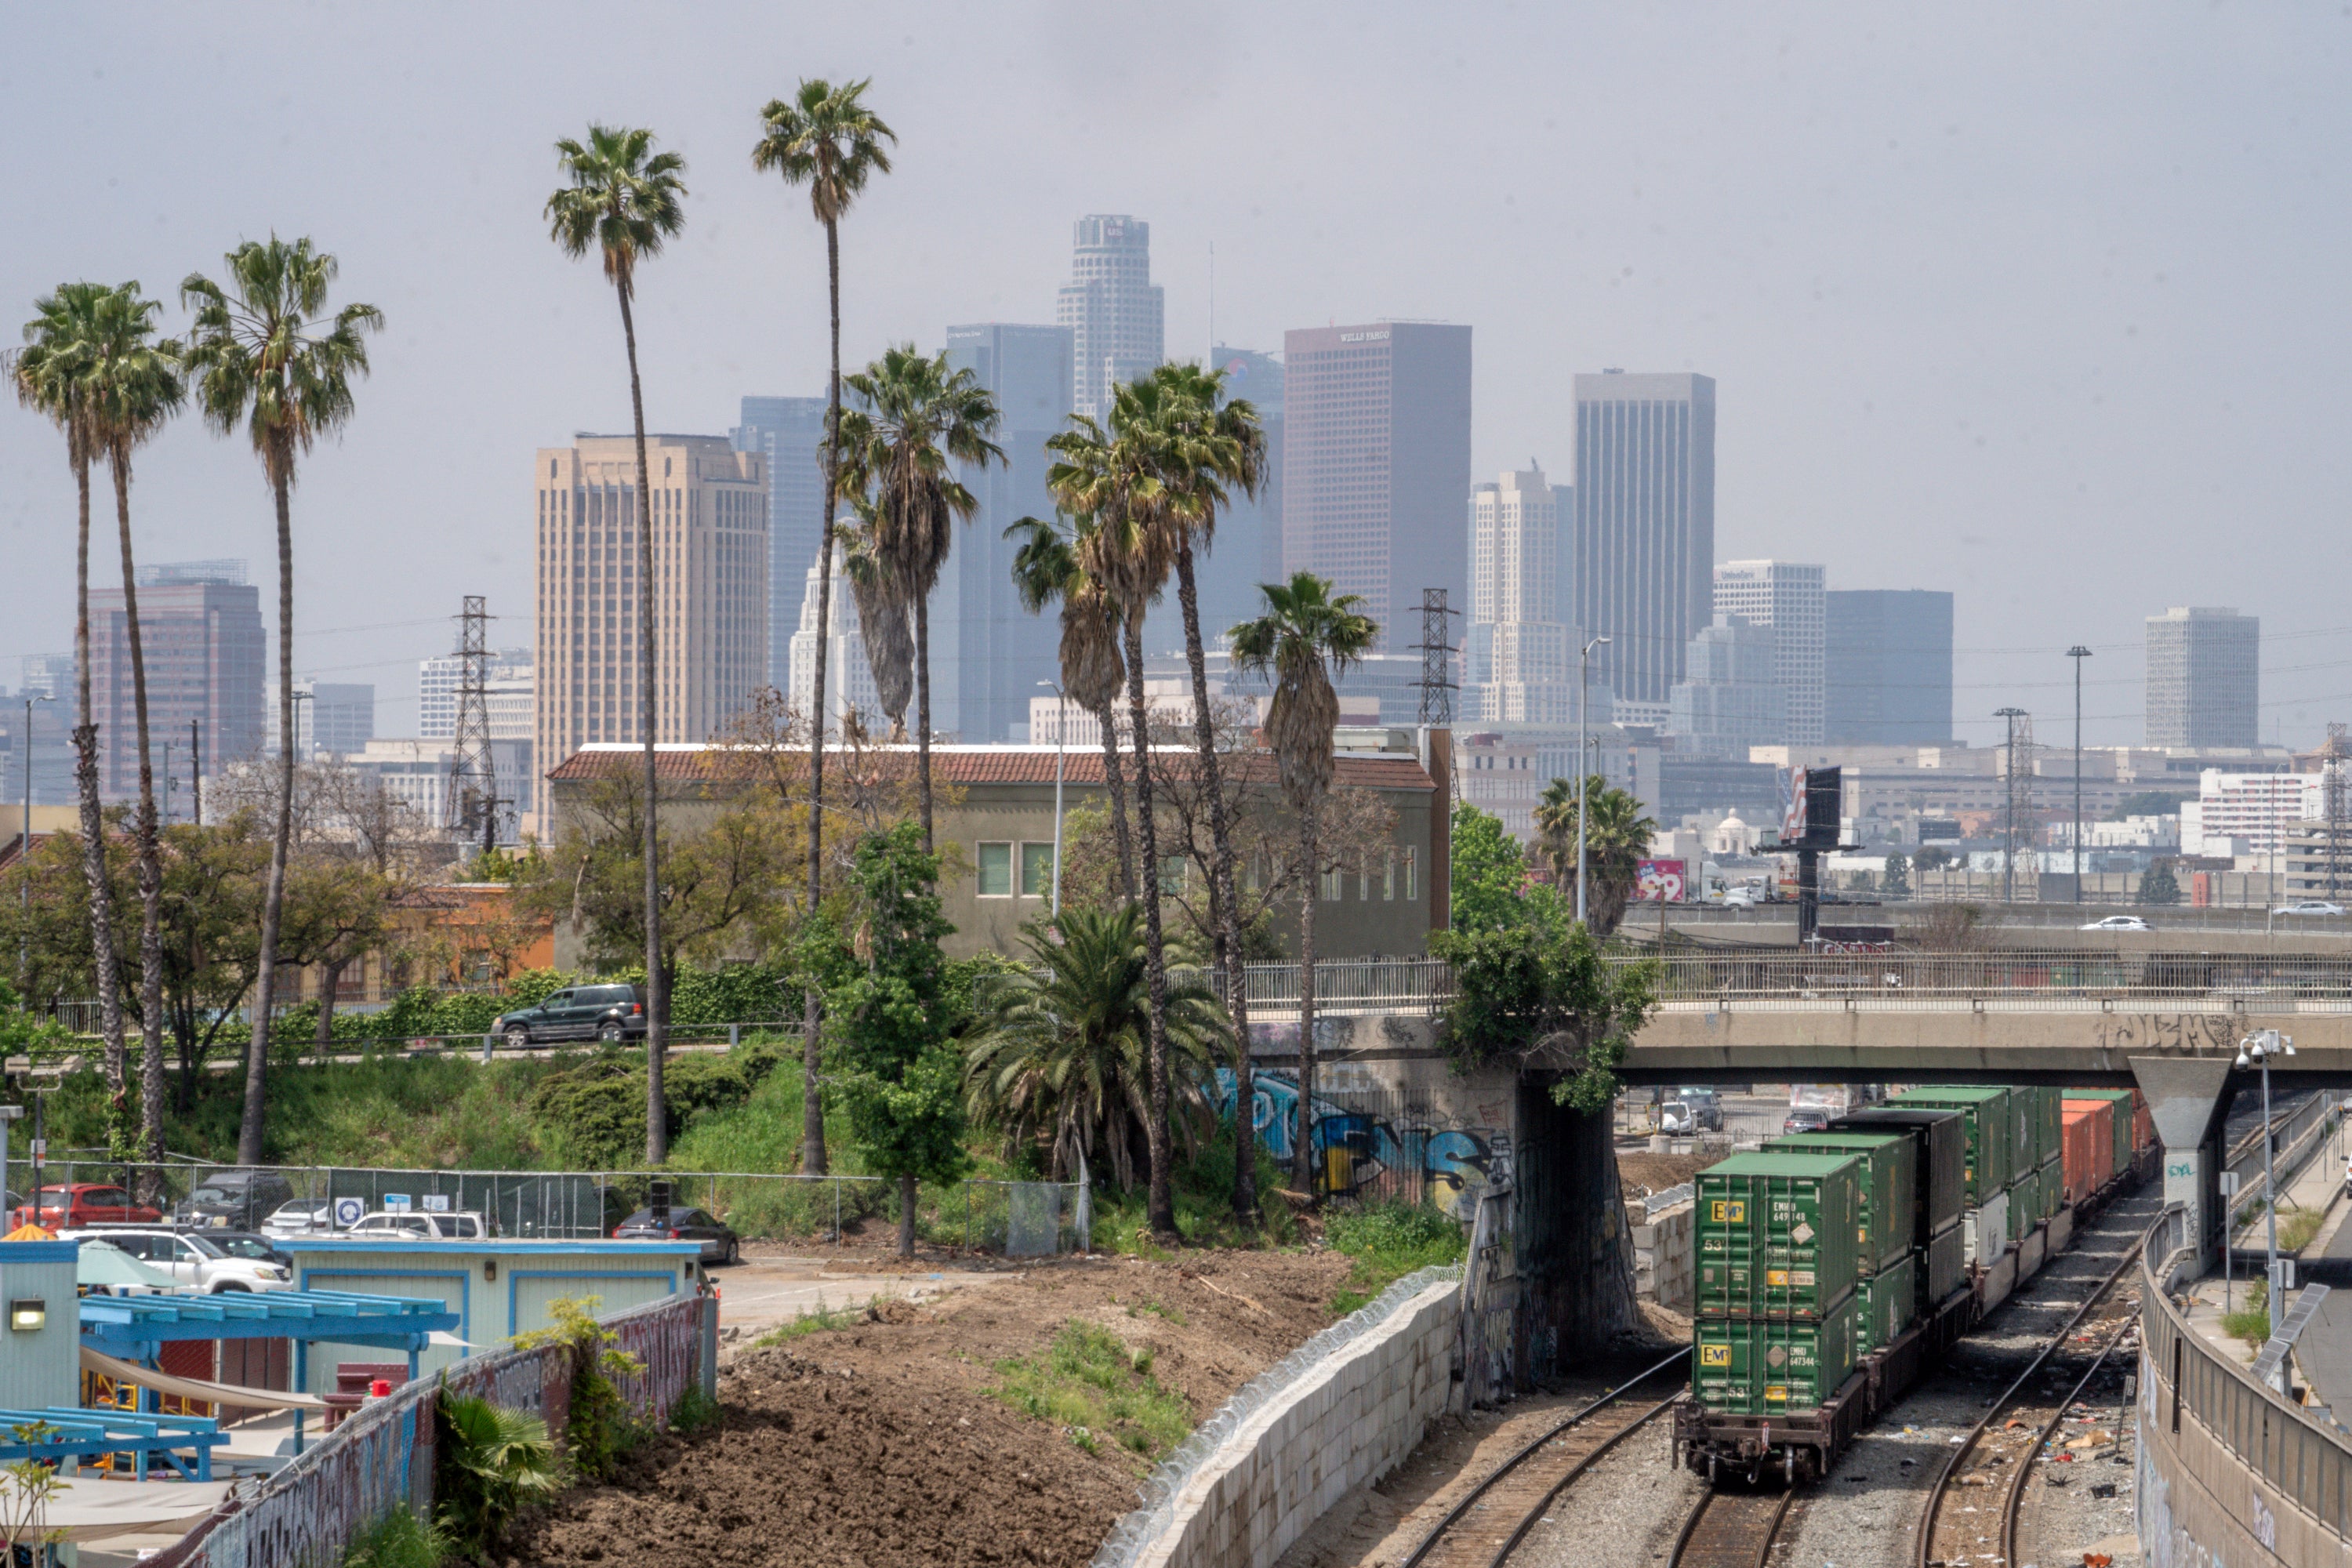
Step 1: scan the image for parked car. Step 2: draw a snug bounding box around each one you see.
[173,1170,297,1231]
[2275,901,2348,918]
[2078,914,2153,932]
[345,1210,489,1240]
[79,1227,294,1293]
[1658,1088,1724,1134]
[260,1199,336,1238]
[492,983,648,1048]
[1783,1106,1834,1134]
[612,1207,740,1265]
[11,1183,163,1230]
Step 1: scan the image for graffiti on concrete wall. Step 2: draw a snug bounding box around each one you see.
[1214,1067,1512,1218]
[2094,1014,2239,1055]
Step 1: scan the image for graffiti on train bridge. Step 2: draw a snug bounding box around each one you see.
[1213,1068,1511,1218]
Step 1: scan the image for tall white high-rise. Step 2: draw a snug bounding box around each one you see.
[1712,560,1824,746]
[1464,465,1574,723]
[786,549,880,731]
[1573,372,1715,706]
[1056,215,1163,420]
[2146,607,2259,748]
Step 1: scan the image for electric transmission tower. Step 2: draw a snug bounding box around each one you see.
[447,596,504,857]
[1996,707,2035,903]
[2325,722,2349,900]
[1411,589,1459,726]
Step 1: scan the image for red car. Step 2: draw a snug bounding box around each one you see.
[12,1183,163,1230]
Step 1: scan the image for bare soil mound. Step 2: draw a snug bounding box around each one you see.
[511,1249,1354,1568]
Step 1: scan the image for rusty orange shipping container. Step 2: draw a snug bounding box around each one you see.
[2061,1099,2114,1203]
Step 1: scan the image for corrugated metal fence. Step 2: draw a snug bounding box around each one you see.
[142,1290,705,1568]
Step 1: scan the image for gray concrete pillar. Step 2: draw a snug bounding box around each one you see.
[2132,1054,2234,1271]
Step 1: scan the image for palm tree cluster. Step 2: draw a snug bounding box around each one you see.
[15,246,380,1168]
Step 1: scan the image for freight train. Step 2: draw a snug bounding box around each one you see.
[1670,1083,2156,1485]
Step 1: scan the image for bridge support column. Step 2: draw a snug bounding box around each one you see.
[2131,1054,2233,1272]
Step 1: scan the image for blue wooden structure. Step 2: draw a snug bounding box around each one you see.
[0,1406,227,1480]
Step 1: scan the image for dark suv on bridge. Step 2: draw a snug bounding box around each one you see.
[493,983,648,1048]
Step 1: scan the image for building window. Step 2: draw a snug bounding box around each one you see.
[1404,847,1417,901]
[1384,849,1397,901]
[1319,864,1343,902]
[1020,842,1055,898]
[1359,856,1370,900]
[978,842,1013,898]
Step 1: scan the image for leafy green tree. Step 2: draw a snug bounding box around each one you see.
[964,906,1224,1193]
[837,345,1004,848]
[829,823,971,1257]
[1882,851,1911,898]
[1451,802,1533,935]
[1913,843,1955,872]
[434,1392,557,1556]
[2139,861,2183,906]
[1429,920,1658,1112]
[14,281,132,1102]
[1229,572,1378,1202]
[181,238,382,1166]
[753,78,896,1180]
[1532,775,1657,937]
[544,123,688,1164]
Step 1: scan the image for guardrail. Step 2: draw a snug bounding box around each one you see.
[1621,950,2352,1011]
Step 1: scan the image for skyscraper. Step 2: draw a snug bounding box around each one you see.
[1668,614,1784,760]
[534,434,768,838]
[1140,345,1287,658]
[2146,606,2259,748]
[88,560,265,797]
[731,396,829,690]
[1056,215,1163,421]
[1464,465,1573,723]
[1282,322,1474,649]
[1825,589,1954,744]
[296,682,375,757]
[1712,560,1824,746]
[786,551,880,728]
[1572,371,1716,706]
[940,323,1074,740]
[419,647,532,740]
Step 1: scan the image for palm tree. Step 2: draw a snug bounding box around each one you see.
[835,490,913,738]
[837,345,1003,849]
[964,906,1224,1193]
[1047,403,1183,1238]
[1134,362,1269,1222]
[181,240,380,1167]
[85,285,186,1165]
[1004,513,1135,899]
[14,283,131,1105]
[1229,572,1378,1200]
[545,124,688,1168]
[752,78,895,1178]
[1533,775,1658,938]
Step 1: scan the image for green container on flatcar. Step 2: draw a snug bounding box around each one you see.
[1891,1086,2015,1203]
[1695,1152,1861,1319]
[1853,1253,1918,1358]
[1693,1293,1860,1415]
[1923,1222,1967,1313]
[1766,1131,1917,1274]
[2040,1154,2065,1220]
[2038,1087,2062,1170]
[2009,1167,2038,1240]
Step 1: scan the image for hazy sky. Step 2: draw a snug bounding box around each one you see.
[5,2,2348,747]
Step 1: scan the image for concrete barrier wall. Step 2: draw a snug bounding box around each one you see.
[1131,1278,1457,1568]
[1630,1200,1694,1311]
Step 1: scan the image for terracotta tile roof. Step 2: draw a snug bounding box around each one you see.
[546,743,1435,792]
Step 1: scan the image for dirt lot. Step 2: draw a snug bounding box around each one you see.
[512,1247,1356,1567]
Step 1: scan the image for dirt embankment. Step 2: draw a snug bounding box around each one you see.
[512,1249,1353,1568]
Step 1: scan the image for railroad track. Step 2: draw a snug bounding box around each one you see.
[1396,1348,1689,1568]
[1667,1486,1795,1568]
[1912,1230,2147,1568]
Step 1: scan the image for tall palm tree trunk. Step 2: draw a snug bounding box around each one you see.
[615,283,667,1168]
[71,454,128,1101]
[1094,702,1137,902]
[1171,543,1257,1221]
[110,453,167,1167]
[914,590,932,852]
[1292,801,1319,1199]
[237,469,296,1167]
[1122,612,1177,1238]
[800,216,844,1178]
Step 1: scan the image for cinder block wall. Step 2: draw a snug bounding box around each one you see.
[1629,1200,1694,1312]
[1132,1278,1458,1568]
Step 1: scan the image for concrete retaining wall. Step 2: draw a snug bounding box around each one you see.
[1131,1277,1458,1568]
[1630,1199,1694,1311]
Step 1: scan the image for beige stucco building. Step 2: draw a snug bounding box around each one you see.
[534,434,768,839]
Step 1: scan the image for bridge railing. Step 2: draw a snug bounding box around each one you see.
[1207,957,1457,1012]
[1623,950,2352,1011]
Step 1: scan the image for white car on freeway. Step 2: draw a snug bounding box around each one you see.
[2275,901,2348,917]
[2078,914,2152,932]
[78,1228,295,1292]
[345,1210,489,1241]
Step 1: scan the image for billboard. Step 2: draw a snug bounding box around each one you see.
[1776,765,1844,850]
[1635,858,1687,902]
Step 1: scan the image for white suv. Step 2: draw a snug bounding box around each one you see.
[82,1229,294,1293]
[345,1210,489,1241]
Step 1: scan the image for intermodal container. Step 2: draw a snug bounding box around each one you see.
[2012,1087,2038,1174]
[1890,1087,2014,1202]
[1695,1152,1862,1320]
[1766,1131,1917,1272]
[2039,1155,2065,1221]
[2063,1088,2139,1185]
[1923,1221,1966,1310]
[1831,1105,1967,1238]
[1854,1253,1918,1358]
[1693,1292,1860,1415]
[2038,1087,2062,1171]
[1965,1190,2011,1264]
[2008,1168,2038,1240]
[2062,1098,2116,1202]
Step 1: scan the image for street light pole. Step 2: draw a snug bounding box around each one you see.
[2068,647,2091,904]
[2237,1028,2296,1312]
[1577,634,1611,927]
[1039,681,1066,918]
